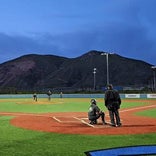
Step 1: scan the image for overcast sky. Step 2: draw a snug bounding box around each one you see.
[0,0,155,65]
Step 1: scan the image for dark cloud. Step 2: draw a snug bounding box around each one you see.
[0,33,60,63]
[0,0,156,65]
[46,22,155,64]
[0,20,155,65]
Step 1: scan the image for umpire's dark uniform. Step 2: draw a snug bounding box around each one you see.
[105,84,121,127]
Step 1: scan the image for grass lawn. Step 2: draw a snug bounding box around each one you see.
[0,98,155,156]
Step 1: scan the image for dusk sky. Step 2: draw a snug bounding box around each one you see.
[0,0,156,65]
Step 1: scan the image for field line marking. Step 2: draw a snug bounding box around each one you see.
[121,104,156,113]
[53,116,62,122]
[73,117,95,128]
[81,117,88,120]
[51,116,75,118]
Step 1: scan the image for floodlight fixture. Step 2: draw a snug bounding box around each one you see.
[93,68,97,90]
[101,52,114,85]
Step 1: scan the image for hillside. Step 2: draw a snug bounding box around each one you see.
[0,51,153,92]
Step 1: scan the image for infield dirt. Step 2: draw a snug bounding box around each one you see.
[1,102,154,135]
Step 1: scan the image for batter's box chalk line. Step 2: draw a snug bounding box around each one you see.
[52,116,80,123]
[74,117,112,128]
[52,116,111,128]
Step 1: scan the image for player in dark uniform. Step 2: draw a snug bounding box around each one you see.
[33,93,37,102]
[88,99,106,125]
[47,90,52,101]
[104,84,122,127]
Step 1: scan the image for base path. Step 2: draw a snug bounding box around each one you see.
[1,104,156,135]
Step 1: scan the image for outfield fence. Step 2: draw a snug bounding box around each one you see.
[0,94,156,99]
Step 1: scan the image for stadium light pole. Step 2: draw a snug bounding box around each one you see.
[151,66,156,92]
[101,52,114,85]
[93,68,97,90]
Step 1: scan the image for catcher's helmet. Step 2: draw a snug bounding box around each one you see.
[91,99,96,105]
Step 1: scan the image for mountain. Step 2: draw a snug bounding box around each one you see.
[0,54,68,91]
[0,51,153,92]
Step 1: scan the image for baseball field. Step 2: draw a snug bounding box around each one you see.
[0,97,156,155]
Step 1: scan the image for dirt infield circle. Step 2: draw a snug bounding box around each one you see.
[1,104,155,135]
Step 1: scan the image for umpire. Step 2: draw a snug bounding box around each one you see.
[104,84,122,127]
[88,99,106,125]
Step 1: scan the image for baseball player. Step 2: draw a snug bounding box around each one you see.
[88,99,106,125]
[33,93,37,102]
[47,90,52,101]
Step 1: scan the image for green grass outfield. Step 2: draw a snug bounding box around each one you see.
[0,98,156,156]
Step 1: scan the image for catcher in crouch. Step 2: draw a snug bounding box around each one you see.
[88,99,107,125]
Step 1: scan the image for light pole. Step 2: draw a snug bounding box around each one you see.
[151,66,156,91]
[93,68,96,90]
[101,52,114,85]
